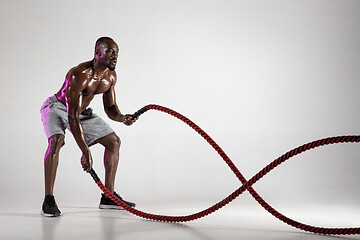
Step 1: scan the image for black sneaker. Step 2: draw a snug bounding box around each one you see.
[41,195,61,217]
[99,192,136,210]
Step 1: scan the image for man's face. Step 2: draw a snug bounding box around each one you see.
[96,41,119,71]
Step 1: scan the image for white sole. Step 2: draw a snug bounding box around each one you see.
[99,204,124,210]
[41,210,61,217]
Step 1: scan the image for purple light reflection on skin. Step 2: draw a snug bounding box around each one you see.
[44,145,51,164]
[94,46,106,60]
[58,78,69,99]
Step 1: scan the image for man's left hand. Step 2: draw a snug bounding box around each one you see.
[123,114,137,126]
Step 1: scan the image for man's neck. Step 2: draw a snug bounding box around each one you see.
[92,59,108,77]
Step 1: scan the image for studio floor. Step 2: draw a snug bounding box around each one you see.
[1,204,360,240]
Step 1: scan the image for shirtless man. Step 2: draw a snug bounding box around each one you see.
[40,37,137,217]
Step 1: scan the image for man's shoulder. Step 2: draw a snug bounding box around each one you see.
[107,70,117,85]
[68,61,93,79]
[108,69,117,78]
[73,61,92,73]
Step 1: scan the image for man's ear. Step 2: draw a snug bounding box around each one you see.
[94,48,101,59]
[94,46,106,59]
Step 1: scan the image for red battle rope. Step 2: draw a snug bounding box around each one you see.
[89,104,360,235]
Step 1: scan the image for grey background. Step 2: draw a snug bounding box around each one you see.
[0,0,359,222]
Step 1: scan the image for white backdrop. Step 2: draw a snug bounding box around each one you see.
[0,0,359,218]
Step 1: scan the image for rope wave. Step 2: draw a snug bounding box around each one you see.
[89,104,360,235]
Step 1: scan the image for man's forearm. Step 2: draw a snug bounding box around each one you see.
[68,116,89,153]
[105,105,126,122]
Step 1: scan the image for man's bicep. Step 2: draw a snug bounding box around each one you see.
[65,74,86,116]
[66,87,83,117]
[103,71,118,109]
[103,84,117,109]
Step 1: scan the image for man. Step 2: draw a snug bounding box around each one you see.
[40,37,137,217]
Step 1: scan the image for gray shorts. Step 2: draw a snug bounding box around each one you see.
[40,95,114,146]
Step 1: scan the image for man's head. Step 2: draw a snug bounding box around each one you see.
[94,36,119,71]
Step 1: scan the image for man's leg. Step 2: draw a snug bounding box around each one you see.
[96,132,121,193]
[42,134,64,217]
[44,134,64,196]
[96,132,136,209]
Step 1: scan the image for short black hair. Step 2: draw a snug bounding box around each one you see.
[95,36,114,49]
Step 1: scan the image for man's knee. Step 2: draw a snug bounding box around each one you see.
[96,132,121,151]
[109,133,121,150]
[47,134,64,155]
[102,133,121,151]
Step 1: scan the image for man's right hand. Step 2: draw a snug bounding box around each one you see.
[81,150,93,172]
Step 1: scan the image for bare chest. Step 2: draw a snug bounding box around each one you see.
[83,78,111,96]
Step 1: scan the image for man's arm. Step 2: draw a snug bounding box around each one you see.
[103,73,136,125]
[65,69,93,172]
